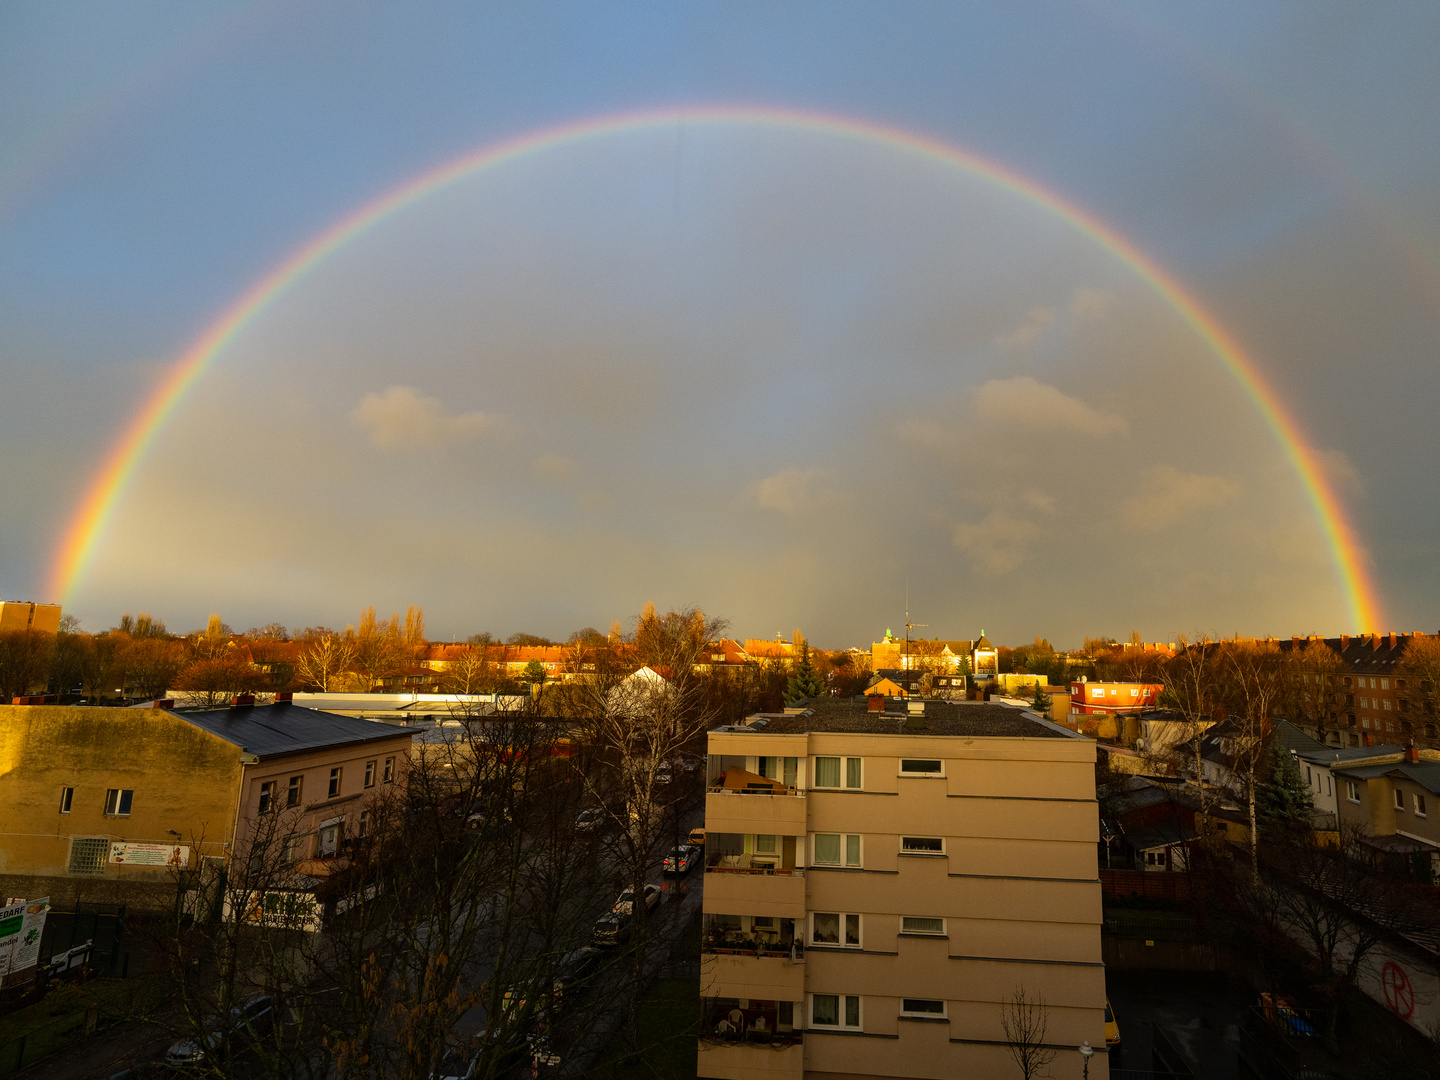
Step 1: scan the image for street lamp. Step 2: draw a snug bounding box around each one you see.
[1078,1040,1094,1079]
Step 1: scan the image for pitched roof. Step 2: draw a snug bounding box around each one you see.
[1333,759,1440,794]
[178,703,413,758]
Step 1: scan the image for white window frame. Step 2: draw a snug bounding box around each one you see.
[1346,781,1359,803]
[59,786,73,814]
[258,780,276,814]
[103,788,133,817]
[898,758,944,777]
[900,997,947,1018]
[287,775,303,807]
[329,767,343,798]
[383,757,395,783]
[809,993,861,1030]
[900,916,945,936]
[812,833,862,868]
[812,756,863,790]
[900,836,945,856]
[364,760,376,788]
[1416,793,1427,818]
[810,911,862,949]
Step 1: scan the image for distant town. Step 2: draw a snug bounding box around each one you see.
[0,597,1437,1078]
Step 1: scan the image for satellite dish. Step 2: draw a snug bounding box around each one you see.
[1079,675,1088,683]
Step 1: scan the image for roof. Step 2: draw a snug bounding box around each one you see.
[178,703,414,759]
[1271,719,1329,755]
[1333,759,1440,794]
[744,698,1072,738]
[1290,741,1406,767]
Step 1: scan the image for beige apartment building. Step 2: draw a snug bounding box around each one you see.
[699,698,1107,1080]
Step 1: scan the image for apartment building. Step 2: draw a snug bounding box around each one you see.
[0,701,412,908]
[698,698,1106,1080]
[1335,750,1440,876]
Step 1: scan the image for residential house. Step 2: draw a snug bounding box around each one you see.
[698,697,1106,1079]
[1335,749,1440,878]
[0,701,412,908]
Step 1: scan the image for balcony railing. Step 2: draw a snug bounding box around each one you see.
[707,854,804,876]
[707,781,803,796]
[703,933,803,960]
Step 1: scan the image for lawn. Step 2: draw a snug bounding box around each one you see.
[0,979,133,1074]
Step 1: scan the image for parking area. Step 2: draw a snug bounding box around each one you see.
[1105,969,1250,1077]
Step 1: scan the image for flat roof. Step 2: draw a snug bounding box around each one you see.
[741,698,1071,738]
[179,703,415,758]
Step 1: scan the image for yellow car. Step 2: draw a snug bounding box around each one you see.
[1105,997,1121,1052]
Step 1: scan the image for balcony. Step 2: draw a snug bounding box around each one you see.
[705,789,807,835]
[703,858,806,918]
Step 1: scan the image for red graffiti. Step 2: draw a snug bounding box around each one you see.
[1382,961,1415,1020]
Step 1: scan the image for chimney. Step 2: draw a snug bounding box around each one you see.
[1389,632,1397,649]
[11,695,45,706]
[1340,635,1350,649]
[1406,745,1420,764]
[867,694,885,713]
[1292,636,1300,648]
[273,692,293,705]
[1372,634,1381,651]
[154,698,174,710]
[230,693,256,707]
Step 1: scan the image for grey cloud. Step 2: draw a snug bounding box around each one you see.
[953,509,1040,573]
[1121,465,1241,530]
[974,377,1129,437]
[350,386,496,449]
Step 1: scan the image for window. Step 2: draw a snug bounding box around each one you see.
[58,787,73,814]
[1381,678,1390,689]
[901,998,946,1018]
[68,837,108,876]
[899,758,943,777]
[901,916,945,935]
[1370,677,1377,689]
[1359,697,1368,709]
[811,994,861,1029]
[103,789,133,816]
[329,767,342,798]
[358,809,371,837]
[900,836,944,856]
[1305,766,1312,787]
[813,833,862,867]
[258,781,276,814]
[1416,794,1428,818]
[1384,699,1392,711]
[811,912,861,948]
[813,756,862,789]
[364,761,376,788]
[754,834,777,855]
[318,820,341,857]
[383,757,395,783]
[1346,782,1360,803]
[287,775,303,807]
[1395,789,1405,811]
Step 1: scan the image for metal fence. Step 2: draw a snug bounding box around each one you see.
[0,981,132,1077]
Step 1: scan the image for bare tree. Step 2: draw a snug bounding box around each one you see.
[1289,639,1349,745]
[0,628,56,698]
[1220,639,1291,878]
[1001,985,1057,1080]
[1160,633,1219,835]
[295,633,356,692]
[1398,633,1440,741]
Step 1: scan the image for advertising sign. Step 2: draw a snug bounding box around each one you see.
[109,842,189,867]
[0,897,49,978]
[224,889,322,933]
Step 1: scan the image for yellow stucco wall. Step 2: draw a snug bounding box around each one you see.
[0,705,242,903]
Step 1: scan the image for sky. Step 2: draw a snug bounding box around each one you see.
[2,2,1438,649]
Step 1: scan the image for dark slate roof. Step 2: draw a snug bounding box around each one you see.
[178,703,414,758]
[1332,759,1440,794]
[1290,742,1406,766]
[751,698,1070,738]
[1272,720,1329,754]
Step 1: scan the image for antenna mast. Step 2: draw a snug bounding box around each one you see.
[904,578,926,670]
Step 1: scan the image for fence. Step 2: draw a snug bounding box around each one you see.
[0,980,133,1076]
[1101,869,1192,903]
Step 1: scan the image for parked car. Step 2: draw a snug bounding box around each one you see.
[678,755,702,772]
[593,913,631,947]
[1105,997,1121,1057]
[164,995,273,1065]
[429,1046,478,1080]
[687,827,706,848]
[654,762,673,784]
[574,808,603,832]
[554,946,601,1007]
[663,845,701,874]
[611,883,661,915]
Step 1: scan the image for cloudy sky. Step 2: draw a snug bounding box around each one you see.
[2,2,1438,648]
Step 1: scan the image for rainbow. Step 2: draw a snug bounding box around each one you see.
[46,105,1384,630]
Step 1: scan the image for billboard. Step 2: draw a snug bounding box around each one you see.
[0,897,50,978]
[109,842,189,867]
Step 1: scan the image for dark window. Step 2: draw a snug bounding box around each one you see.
[899,759,943,776]
[901,836,944,854]
[103,789,133,816]
[901,998,945,1016]
[258,781,276,814]
[383,757,395,783]
[364,761,376,788]
[59,787,73,814]
[329,768,342,798]
[287,776,303,807]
